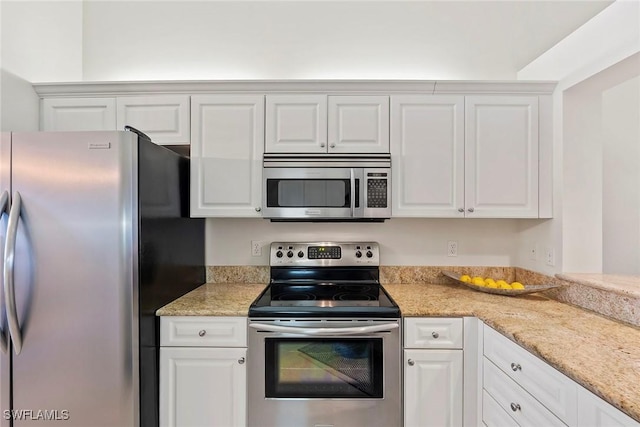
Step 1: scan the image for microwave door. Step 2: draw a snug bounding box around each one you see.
[263,168,354,219]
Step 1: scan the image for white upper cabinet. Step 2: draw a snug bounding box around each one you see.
[42,95,191,145]
[116,95,190,145]
[190,94,265,217]
[391,95,465,217]
[265,95,327,153]
[391,94,541,218]
[328,96,389,153]
[465,96,539,218]
[42,98,116,131]
[265,95,389,154]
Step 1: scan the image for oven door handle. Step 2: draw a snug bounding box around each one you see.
[249,322,398,336]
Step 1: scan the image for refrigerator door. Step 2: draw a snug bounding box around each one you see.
[9,131,138,426]
[0,133,11,427]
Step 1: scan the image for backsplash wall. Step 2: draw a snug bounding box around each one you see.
[205,217,521,266]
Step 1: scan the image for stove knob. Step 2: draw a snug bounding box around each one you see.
[276,250,283,258]
[297,251,304,258]
[287,250,294,258]
[355,251,362,258]
[366,250,373,258]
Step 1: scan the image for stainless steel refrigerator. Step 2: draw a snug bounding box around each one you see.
[0,130,205,426]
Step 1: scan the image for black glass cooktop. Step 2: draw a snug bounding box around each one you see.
[249,278,401,318]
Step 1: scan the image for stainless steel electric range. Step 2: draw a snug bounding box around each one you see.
[248,242,401,427]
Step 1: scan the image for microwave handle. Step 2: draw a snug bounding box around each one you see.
[350,168,356,217]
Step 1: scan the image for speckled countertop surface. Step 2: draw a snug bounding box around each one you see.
[157,281,640,422]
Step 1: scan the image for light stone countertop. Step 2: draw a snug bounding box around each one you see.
[156,281,640,422]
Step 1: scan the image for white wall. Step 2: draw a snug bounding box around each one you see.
[0,1,83,82]
[81,1,608,81]
[206,218,520,266]
[515,0,640,274]
[0,70,39,131]
[602,75,640,274]
[560,53,639,273]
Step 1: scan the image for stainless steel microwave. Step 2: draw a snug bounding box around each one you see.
[262,154,391,221]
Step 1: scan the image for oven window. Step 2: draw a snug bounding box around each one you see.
[264,338,383,398]
[266,179,360,208]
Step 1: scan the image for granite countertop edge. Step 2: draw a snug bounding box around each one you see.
[157,281,640,422]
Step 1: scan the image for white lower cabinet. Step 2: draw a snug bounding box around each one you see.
[160,316,247,427]
[482,324,639,427]
[404,318,464,427]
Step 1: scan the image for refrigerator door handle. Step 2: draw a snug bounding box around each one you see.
[0,190,8,354]
[4,191,23,355]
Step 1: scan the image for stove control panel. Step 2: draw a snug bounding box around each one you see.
[270,242,379,266]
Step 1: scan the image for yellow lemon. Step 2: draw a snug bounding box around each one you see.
[485,278,496,285]
[499,282,512,290]
[472,277,486,287]
[485,281,499,288]
[460,274,472,283]
[472,276,484,282]
[511,282,525,290]
[496,280,509,288]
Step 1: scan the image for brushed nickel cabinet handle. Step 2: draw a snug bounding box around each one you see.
[432,332,439,339]
[511,362,521,371]
[408,359,415,366]
[510,403,521,412]
[198,330,206,337]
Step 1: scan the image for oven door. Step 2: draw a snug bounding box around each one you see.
[262,167,364,219]
[247,319,401,427]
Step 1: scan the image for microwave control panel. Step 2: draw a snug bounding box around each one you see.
[366,173,388,208]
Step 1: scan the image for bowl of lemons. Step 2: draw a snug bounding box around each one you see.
[441,271,560,296]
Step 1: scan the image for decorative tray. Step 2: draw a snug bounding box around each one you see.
[441,271,561,296]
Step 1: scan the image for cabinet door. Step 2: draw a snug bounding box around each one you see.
[265,95,327,153]
[160,347,247,427]
[404,349,463,427]
[190,95,264,217]
[465,96,539,218]
[116,95,190,145]
[328,96,389,153]
[577,386,640,427]
[41,98,116,131]
[391,96,464,217]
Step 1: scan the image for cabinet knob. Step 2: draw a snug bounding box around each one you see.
[511,362,522,371]
[407,359,415,366]
[320,143,326,148]
[255,207,262,212]
[467,207,474,213]
[198,330,206,337]
[329,143,336,148]
[510,402,521,412]
[238,357,245,365]
[458,208,464,213]
[431,332,439,339]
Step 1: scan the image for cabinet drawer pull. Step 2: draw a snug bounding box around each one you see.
[431,332,439,339]
[458,208,464,213]
[467,207,475,213]
[510,402,521,412]
[198,330,207,337]
[255,207,262,212]
[407,359,415,366]
[510,362,521,371]
[238,357,245,364]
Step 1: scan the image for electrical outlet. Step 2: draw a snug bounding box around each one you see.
[251,240,263,257]
[544,246,555,266]
[529,243,538,261]
[447,241,458,257]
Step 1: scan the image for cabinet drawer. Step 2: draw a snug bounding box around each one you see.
[161,316,247,347]
[483,390,519,427]
[484,358,566,427]
[483,325,577,425]
[405,317,463,349]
